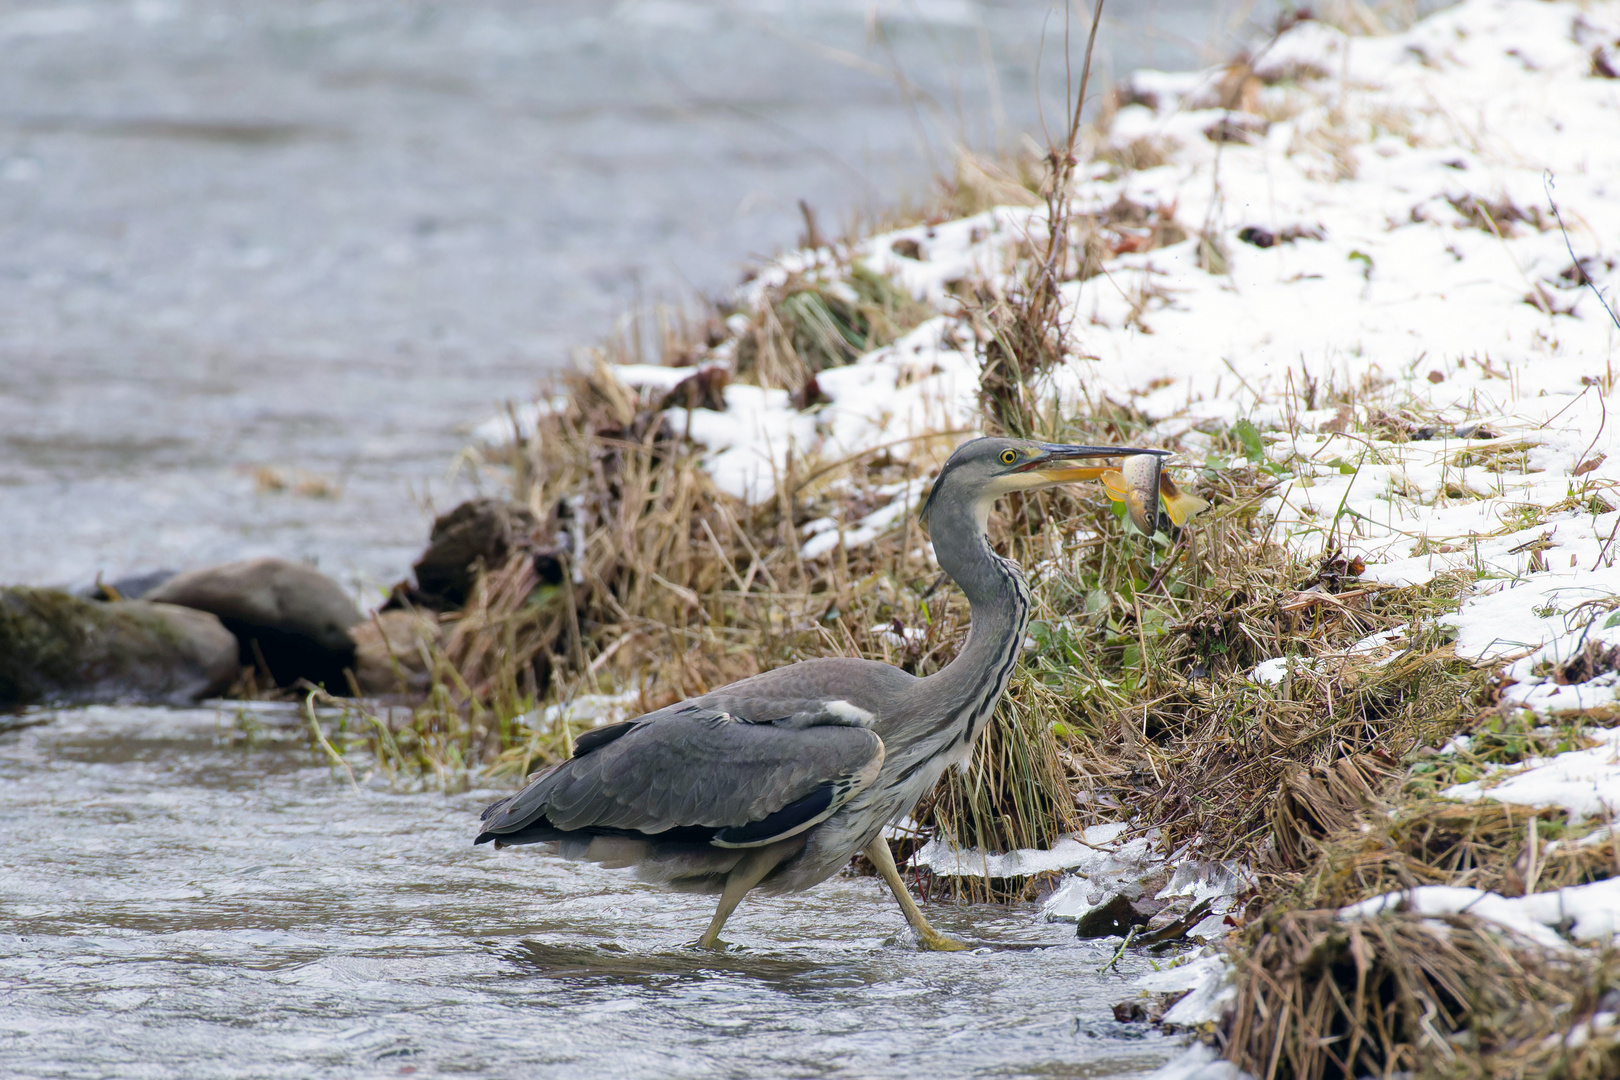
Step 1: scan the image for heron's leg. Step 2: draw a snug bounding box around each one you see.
[863,838,968,952]
[696,841,794,949]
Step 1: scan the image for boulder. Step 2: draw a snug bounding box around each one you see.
[145,557,362,690]
[408,498,540,610]
[350,610,442,696]
[1075,892,1163,939]
[0,587,239,706]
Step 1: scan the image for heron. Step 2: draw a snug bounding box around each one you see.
[475,436,1205,950]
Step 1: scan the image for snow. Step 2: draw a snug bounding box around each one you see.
[1251,624,1413,682]
[516,691,643,733]
[1137,953,1226,995]
[665,384,819,503]
[800,477,931,560]
[470,396,569,447]
[1145,1044,1253,1080]
[1159,971,1239,1030]
[1444,725,1620,820]
[485,0,1620,711]
[1339,877,1620,949]
[913,821,1153,880]
[883,0,1617,1051]
[1250,656,1304,685]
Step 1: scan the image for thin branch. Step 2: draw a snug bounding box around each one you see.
[1545,170,1620,332]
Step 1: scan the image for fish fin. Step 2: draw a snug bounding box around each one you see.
[1158,472,1209,526]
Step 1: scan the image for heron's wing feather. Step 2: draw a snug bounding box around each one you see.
[478,699,884,843]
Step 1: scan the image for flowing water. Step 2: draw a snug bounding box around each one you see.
[2,707,1181,1078]
[0,3,1280,1075]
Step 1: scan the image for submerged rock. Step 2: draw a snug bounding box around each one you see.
[351,610,442,696]
[1075,892,1162,939]
[0,587,239,706]
[145,557,362,690]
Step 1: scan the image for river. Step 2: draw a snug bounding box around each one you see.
[1,2,1266,1076]
[2,706,1181,1078]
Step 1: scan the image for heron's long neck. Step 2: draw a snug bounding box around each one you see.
[914,495,1031,747]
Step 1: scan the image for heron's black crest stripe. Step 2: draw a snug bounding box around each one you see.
[714,783,837,846]
[919,450,975,524]
[573,720,639,757]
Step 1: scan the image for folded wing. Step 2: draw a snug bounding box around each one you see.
[475,697,885,850]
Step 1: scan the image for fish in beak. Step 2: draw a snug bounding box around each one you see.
[1025,444,1208,535]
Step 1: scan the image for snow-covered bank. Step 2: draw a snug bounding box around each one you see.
[483,0,1619,1068]
[492,0,1617,699]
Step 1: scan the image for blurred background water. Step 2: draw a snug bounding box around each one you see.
[0,0,1276,597]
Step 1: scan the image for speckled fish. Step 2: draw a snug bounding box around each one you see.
[1042,452,1208,534]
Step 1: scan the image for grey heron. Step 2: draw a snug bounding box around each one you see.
[475,436,1201,949]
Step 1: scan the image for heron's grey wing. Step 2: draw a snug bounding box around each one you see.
[476,699,884,848]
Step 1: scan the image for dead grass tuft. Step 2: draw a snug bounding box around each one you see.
[1229,907,1620,1079]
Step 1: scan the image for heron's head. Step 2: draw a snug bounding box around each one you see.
[920,437,1178,534]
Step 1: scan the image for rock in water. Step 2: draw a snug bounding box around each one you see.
[0,588,239,706]
[1075,892,1159,939]
[145,557,362,690]
[351,610,441,696]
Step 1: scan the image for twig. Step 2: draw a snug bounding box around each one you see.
[1220,355,1263,405]
[1536,382,1590,431]
[1098,923,1140,974]
[1545,170,1620,332]
[1038,0,1106,295]
[1468,195,1552,320]
[1596,514,1620,571]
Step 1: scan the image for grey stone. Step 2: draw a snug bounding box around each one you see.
[0,587,239,706]
[351,610,441,696]
[1075,892,1161,939]
[145,557,362,689]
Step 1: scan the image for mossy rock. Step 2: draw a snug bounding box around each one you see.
[144,557,362,689]
[0,588,239,707]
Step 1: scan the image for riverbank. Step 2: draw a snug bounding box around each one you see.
[443,0,1620,1073]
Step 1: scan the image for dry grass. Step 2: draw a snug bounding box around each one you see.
[734,261,935,396]
[1209,659,1620,1076]
[350,340,1504,914]
[1230,908,1620,1080]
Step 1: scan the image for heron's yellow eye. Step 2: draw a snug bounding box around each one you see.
[1000,449,1018,465]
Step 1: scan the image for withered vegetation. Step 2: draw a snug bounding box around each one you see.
[1231,909,1620,1080]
